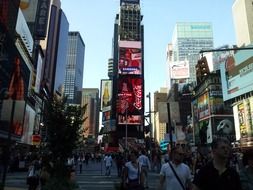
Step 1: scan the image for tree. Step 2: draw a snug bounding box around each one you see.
[42,95,87,185]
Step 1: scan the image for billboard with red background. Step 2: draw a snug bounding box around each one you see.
[117,77,142,125]
[118,41,142,75]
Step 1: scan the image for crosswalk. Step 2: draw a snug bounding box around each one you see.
[5,162,161,190]
[75,170,160,190]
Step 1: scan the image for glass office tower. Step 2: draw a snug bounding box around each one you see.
[64,32,85,104]
[169,22,213,85]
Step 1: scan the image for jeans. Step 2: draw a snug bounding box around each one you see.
[105,166,111,176]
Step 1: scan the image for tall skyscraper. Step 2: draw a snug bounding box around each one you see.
[232,0,253,47]
[40,0,70,96]
[167,22,213,87]
[81,88,99,138]
[64,32,85,104]
[102,0,144,150]
[53,10,69,96]
[153,88,168,143]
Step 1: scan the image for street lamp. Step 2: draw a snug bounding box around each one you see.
[146,92,152,137]
[125,108,128,150]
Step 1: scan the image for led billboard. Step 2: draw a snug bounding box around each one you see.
[117,77,142,125]
[118,41,142,75]
[100,80,112,112]
[220,50,253,101]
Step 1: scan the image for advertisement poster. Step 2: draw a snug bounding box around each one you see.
[212,117,235,142]
[238,103,247,138]
[100,80,112,112]
[21,104,35,144]
[118,41,142,75]
[117,77,142,125]
[220,53,253,101]
[250,97,253,130]
[170,60,190,79]
[198,92,210,120]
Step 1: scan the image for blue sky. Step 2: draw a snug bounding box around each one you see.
[61,0,236,97]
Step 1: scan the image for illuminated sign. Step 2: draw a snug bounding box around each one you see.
[118,41,142,75]
[117,77,142,125]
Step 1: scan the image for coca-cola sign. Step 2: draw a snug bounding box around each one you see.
[117,77,143,125]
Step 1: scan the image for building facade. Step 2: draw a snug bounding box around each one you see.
[102,0,144,151]
[64,31,85,104]
[81,88,100,138]
[153,88,168,143]
[168,22,214,87]
[232,0,253,47]
[53,10,69,96]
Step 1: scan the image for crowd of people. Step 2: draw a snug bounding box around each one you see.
[112,137,253,190]
[3,137,253,190]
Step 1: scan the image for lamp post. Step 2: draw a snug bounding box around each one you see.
[146,92,152,137]
[125,108,128,150]
[167,102,174,153]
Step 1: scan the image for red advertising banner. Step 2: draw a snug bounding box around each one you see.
[118,47,141,75]
[117,77,142,125]
[118,41,142,75]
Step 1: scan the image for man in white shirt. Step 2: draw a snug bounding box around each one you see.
[138,150,151,188]
[104,154,113,176]
[159,146,192,190]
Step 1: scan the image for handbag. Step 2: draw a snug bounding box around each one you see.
[168,161,186,190]
[126,162,144,190]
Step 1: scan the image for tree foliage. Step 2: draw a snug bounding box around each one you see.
[42,95,87,176]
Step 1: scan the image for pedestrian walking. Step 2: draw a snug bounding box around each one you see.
[78,155,84,174]
[104,154,113,176]
[138,150,151,189]
[192,137,242,190]
[239,150,253,190]
[159,146,192,190]
[26,158,39,190]
[39,164,50,190]
[116,152,125,177]
[123,150,144,190]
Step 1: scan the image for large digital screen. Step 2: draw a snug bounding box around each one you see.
[118,41,142,75]
[117,77,142,125]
